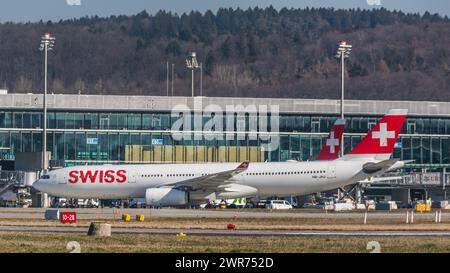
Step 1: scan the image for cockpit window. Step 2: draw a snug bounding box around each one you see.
[41,175,50,179]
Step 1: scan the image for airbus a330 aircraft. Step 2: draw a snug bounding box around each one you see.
[33,110,407,206]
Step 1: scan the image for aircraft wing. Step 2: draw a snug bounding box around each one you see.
[162,162,249,191]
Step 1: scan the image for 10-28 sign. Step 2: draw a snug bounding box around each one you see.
[61,212,77,224]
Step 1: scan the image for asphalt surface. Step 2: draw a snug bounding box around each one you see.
[0,207,446,220]
[1,225,450,237]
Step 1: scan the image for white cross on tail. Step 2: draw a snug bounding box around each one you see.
[372,123,395,147]
[326,132,339,153]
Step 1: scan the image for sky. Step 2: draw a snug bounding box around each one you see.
[1,0,449,22]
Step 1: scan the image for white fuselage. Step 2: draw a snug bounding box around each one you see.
[33,159,370,200]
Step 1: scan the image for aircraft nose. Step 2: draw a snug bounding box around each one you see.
[32,179,45,192]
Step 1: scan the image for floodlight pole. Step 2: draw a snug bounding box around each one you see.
[44,41,47,170]
[191,68,195,97]
[341,52,345,121]
[166,61,169,96]
[335,41,352,157]
[335,40,352,201]
[40,33,55,171]
[200,63,203,97]
[171,64,174,96]
[186,52,199,97]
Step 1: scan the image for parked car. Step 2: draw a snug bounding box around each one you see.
[100,199,122,208]
[265,200,293,210]
[129,198,147,208]
[245,202,257,208]
[302,203,326,209]
[246,199,269,208]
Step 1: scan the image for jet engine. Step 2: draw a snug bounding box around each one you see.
[145,187,188,206]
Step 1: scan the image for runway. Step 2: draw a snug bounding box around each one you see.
[1,225,450,237]
[0,207,445,220]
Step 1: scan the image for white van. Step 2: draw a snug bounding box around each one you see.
[265,200,293,210]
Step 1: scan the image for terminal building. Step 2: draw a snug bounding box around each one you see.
[1,93,450,205]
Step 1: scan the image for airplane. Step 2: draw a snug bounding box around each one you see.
[33,109,407,207]
[204,118,345,207]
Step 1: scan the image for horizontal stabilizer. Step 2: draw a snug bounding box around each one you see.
[402,160,415,164]
[363,159,399,174]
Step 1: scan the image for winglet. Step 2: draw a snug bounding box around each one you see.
[237,161,249,170]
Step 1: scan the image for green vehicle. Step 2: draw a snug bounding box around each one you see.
[226,198,246,208]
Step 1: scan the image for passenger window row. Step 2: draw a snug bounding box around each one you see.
[141,173,211,178]
[142,174,163,177]
[246,170,326,176]
[141,170,326,178]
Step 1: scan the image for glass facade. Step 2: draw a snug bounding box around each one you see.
[0,110,449,167]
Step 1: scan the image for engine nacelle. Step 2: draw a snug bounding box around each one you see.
[145,187,188,207]
[216,184,258,198]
